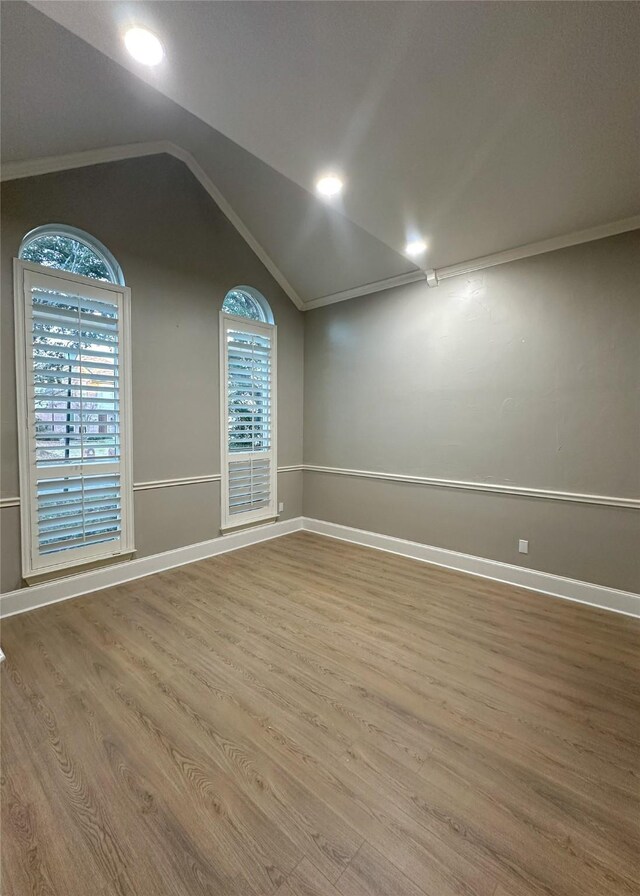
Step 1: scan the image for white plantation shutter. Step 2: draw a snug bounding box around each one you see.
[14,262,134,578]
[220,313,277,528]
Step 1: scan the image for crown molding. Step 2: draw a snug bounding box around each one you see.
[3,144,638,312]
[427,215,640,285]
[304,216,640,308]
[1,141,305,311]
[303,270,426,310]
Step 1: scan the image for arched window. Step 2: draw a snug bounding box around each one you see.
[14,225,133,580]
[19,224,125,285]
[220,286,277,530]
[222,286,274,324]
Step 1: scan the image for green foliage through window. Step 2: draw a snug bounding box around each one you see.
[222,289,264,321]
[21,234,113,282]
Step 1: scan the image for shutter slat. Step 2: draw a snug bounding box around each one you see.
[25,278,126,567]
[35,472,121,553]
[32,332,120,350]
[223,321,275,522]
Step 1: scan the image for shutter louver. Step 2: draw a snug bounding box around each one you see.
[221,315,277,528]
[15,264,134,578]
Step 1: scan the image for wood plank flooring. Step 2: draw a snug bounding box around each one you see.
[2,531,639,896]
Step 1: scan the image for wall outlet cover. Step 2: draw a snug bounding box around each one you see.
[518,539,529,554]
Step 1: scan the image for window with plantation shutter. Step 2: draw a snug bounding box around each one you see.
[14,260,134,580]
[220,310,277,529]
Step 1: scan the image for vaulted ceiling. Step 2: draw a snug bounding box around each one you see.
[2,1,639,307]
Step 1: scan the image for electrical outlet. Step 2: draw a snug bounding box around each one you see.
[518,539,529,554]
[278,502,284,513]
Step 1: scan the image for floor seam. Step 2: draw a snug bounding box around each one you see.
[332,837,366,890]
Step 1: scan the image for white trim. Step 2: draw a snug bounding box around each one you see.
[2,463,633,510]
[220,313,278,529]
[303,518,640,619]
[303,465,639,510]
[0,497,20,509]
[2,515,637,619]
[305,217,640,307]
[0,468,302,507]
[19,224,125,286]
[1,141,304,311]
[303,271,426,310]
[13,260,135,578]
[428,216,640,285]
[6,142,636,313]
[134,474,221,492]
[1,141,169,182]
[0,517,303,618]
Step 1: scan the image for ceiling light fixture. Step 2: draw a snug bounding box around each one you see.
[405,238,427,257]
[124,27,164,66]
[315,173,344,199]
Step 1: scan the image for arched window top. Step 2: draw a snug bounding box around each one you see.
[222,286,274,324]
[19,224,125,285]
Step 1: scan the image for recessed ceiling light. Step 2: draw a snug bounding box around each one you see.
[315,173,344,199]
[124,27,164,66]
[405,238,427,257]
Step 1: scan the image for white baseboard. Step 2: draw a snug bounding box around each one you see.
[2,515,638,619]
[303,517,640,618]
[0,517,303,618]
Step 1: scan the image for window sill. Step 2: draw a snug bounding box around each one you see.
[24,550,137,586]
[220,515,278,535]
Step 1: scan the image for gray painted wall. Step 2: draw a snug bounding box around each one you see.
[303,232,640,592]
[1,155,304,592]
[2,157,637,596]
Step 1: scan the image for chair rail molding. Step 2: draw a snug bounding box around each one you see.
[1,465,303,504]
[303,464,640,510]
[2,464,636,510]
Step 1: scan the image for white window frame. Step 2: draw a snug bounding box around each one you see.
[19,224,126,286]
[219,311,277,530]
[13,259,135,581]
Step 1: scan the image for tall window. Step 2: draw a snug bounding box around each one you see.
[15,227,133,580]
[220,287,277,529]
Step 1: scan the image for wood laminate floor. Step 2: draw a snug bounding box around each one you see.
[2,532,639,896]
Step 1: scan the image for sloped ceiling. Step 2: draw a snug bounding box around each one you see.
[3,1,640,306]
[1,2,417,305]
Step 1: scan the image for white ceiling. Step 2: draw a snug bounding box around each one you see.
[2,2,418,304]
[6,1,640,304]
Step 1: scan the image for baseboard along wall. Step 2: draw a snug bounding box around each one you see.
[1,516,638,619]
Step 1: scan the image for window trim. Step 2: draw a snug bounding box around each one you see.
[219,310,278,531]
[13,258,135,581]
[19,224,125,286]
[222,286,275,325]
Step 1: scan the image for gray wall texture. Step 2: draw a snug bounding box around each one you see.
[1,155,304,592]
[303,232,640,592]
[1,157,638,596]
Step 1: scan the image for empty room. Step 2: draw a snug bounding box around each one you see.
[1,2,638,895]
